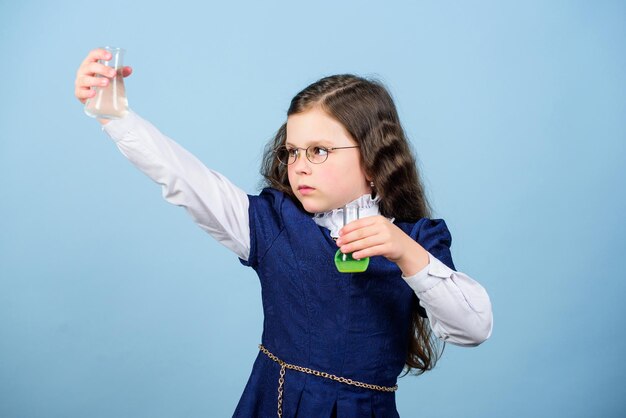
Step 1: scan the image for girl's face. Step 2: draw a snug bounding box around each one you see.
[285,107,372,214]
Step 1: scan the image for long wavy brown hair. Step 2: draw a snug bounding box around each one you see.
[258,74,444,375]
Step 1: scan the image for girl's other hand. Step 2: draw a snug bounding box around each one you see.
[74,48,132,105]
[336,215,421,264]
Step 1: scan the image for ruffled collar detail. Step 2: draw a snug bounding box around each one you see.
[312,194,391,239]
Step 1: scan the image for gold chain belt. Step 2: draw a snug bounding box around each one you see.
[258,344,398,418]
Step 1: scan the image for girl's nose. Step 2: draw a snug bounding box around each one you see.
[292,150,312,174]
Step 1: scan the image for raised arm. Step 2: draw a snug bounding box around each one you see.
[101,112,251,260]
[75,48,251,260]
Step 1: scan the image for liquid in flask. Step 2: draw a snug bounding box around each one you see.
[334,203,370,273]
[84,46,129,119]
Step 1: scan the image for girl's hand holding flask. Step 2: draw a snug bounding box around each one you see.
[336,213,429,277]
[74,47,133,124]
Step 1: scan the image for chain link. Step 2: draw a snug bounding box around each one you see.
[259,344,398,418]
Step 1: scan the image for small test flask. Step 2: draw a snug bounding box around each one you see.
[334,203,370,273]
[84,46,129,119]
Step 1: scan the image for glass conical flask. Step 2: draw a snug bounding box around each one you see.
[84,46,129,119]
[334,203,370,273]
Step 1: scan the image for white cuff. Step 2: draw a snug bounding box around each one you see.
[401,251,454,294]
[101,110,140,140]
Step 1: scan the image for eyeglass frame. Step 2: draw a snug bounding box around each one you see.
[275,144,361,165]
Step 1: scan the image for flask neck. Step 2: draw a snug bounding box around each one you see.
[101,47,125,69]
[342,204,360,226]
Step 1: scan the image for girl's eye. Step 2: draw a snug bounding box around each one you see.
[287,148,298,157]
[312,146,328,156]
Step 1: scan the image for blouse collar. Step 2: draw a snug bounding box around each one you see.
[312,193,393,238]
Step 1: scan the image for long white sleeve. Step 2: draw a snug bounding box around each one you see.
[101,111,251,261]
[402,253,493,347]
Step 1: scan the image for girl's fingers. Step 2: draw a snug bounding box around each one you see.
[75,48,112,103]
[75,49,132,104]
[84,61,117,78]
[81,48,112,67]
[76,51,108,75]
[337,223,380,246]
[78,63,132,83]
[78,75,109,88]
[339,232,384,254]
[339,216,379,236]
[352,244,387,260]
[74,86,96,104]
[340,239,381,255]
[121,66,133,78]
[343,221,408,261]
[74,69,110,92]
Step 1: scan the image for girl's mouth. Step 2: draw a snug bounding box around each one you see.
[298,186,315,195]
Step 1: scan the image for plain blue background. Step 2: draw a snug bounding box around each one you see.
[1,1,624,417]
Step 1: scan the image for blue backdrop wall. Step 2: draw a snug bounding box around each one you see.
[1,1,624,417]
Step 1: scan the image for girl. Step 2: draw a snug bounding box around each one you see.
[75,48,493,418]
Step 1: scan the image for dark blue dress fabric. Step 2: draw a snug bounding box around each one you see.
[235,188,456,418]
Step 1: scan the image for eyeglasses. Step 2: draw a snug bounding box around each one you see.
[275,145,360,165]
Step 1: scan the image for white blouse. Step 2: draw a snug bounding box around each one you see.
[101,110,493,347]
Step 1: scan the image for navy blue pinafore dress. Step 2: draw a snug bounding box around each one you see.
[235,188,456,418]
